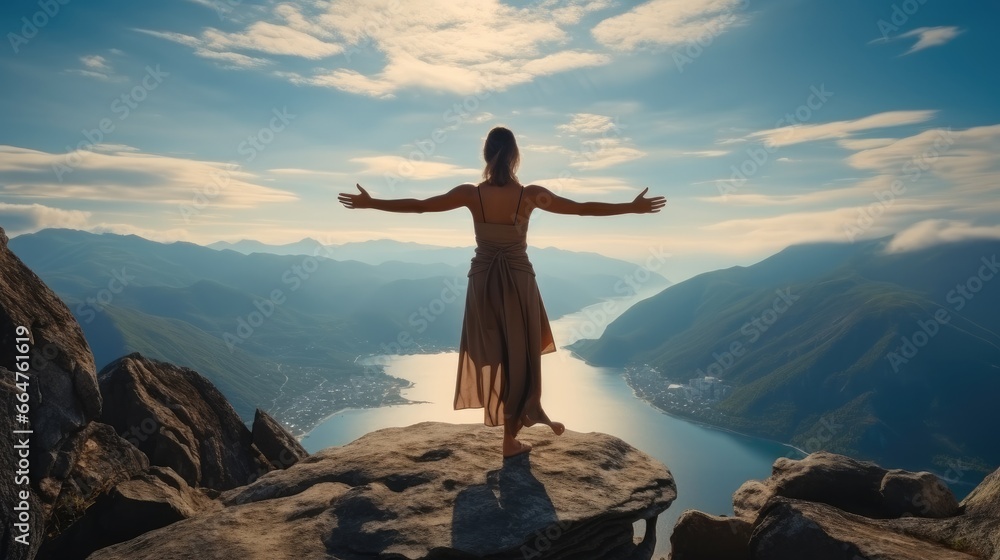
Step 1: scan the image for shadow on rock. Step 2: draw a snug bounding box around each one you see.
[452,453,558,554]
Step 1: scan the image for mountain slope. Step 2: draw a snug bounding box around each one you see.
[571,238,1000,472]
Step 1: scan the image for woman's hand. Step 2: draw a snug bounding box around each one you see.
[338,184,373,209]
[632,187,667,214]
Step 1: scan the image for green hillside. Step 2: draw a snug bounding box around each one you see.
[572,238,1000,473]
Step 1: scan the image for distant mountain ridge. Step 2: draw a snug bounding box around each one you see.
[10,228,669,432]
[571,237,1000,474]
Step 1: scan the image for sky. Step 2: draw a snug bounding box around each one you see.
[1,0,998,281]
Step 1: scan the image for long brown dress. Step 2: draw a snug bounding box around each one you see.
[454,184,557,428]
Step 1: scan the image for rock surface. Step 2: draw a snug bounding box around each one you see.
[672,452,1000,560]
[39,466,219,560]
[668,511,749,560]
[750,498,977,560]
[98,353,273,490]
[251,408,308,470]
[0,226,103,508]
[88,422,676,559]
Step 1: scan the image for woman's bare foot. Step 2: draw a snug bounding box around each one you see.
[503,438,532,458]
[548,421,565,436]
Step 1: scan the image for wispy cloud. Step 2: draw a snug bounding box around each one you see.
[141,1,614,97]
[0,145,297,207]
[135,29,273,69]
[67,54,122,81]
[900,26,963,55]
[0,203,91,235]
[349,155,479,180]
[557,113,620,135]
[886,219,1000,253]
[845,124,1000,199]
[553,112,647,170]
[592,0,747,51]
[747,110,937,148]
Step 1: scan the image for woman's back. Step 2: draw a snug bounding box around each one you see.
[475,182,529,227]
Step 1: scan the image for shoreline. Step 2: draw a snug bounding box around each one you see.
[565,347,806,458]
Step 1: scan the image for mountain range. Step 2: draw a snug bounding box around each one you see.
[570,237,1000,475]
[10,229,669,431]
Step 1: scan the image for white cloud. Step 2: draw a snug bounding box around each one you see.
[135,29,272,69]
[558,113,620,135]
[267,168,348,178]
[886,219,1000,253]
[683,150,728,158]
[201,22,343,59]
[844,124,1000,198]
[551,113,647,169]
[544,0,614,25]
[68,54,122,81]
[0,203,91,235]
[748,110,936,148]
[697,184,874,206]
[0,145,297,207]
[349,156,480,180]
[592,0,747,51]
[571,138,646,170]
[836,138,896,151]
[899,26,963,55]
[142,0,613,96]
[524,144,576,156]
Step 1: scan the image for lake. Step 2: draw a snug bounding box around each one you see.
[301,286,800,557]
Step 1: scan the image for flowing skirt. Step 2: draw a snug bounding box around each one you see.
[454,255,557,428]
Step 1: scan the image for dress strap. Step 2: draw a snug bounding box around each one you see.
[513,186,524,225]
[477,186,486,222]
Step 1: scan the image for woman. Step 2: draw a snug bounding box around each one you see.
[339,126,665,458]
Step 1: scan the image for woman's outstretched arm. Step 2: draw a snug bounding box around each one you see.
[527,185,666,216]
[338,184,472,213]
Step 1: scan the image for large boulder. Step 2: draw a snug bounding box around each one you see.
[0,226,102,507]
[251,408,307,470]
[88,422,676,559]
[669,510,750,560]
[750,498,977,560]
[960,466,1000,518]
[42,422,149,541]
[674,453,999,560]
[97,353,272,490]
[731,452,961,521]
[38,466,219,560]
[880,469,960,518]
